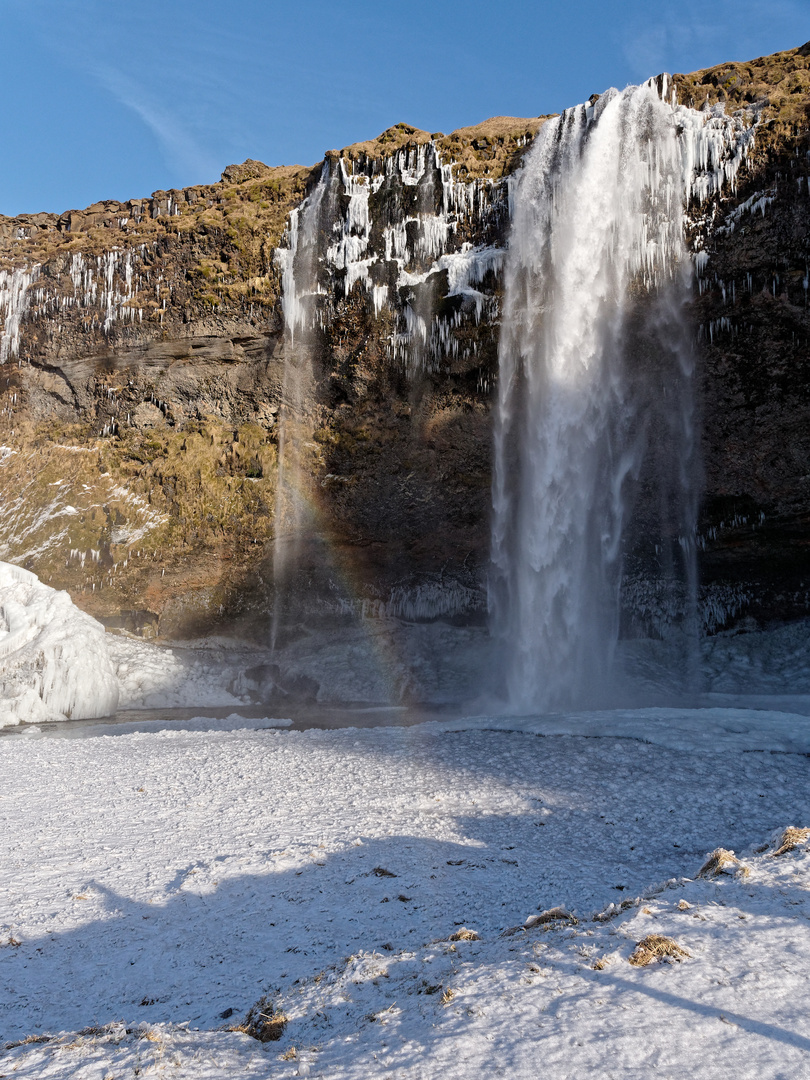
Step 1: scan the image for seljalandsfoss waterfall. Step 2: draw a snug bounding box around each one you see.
[4,28,810,1076]
[491,80,747,712]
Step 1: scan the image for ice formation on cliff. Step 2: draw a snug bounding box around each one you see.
[0,246,158,368]
[0,561,119,725]
[275,141,509,373]
[274,93,756,386]
[0,265,40,363]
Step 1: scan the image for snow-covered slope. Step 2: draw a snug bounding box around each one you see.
[0,561,118,724]
[0,723,808,1078]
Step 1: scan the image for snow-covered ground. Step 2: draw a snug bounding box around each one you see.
[1,717,809,1078]
[2,562,810,1075]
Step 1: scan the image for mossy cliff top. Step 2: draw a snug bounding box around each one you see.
[5,36,810,283]
[0,162,316,310]
[333,116,549,179]
[0,116,546,279]
[672,41,810,139]
[3,39,810,275]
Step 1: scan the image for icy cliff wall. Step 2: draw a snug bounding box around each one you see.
[0,45,808,645]
[0,118,542,638]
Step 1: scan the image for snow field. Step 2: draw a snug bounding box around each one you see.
[432,705,810,755]
[1,724,809,1077]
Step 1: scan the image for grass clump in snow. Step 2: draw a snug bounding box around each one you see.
[448,927,479,941]
[772,826,810,856]
[526,906,578,928]
[628,935,690,967]
[503,906,577,937]
[232,996,288,1042]
[3,1033,54,1050]
[593,897,637,922]
[698,848,749,878]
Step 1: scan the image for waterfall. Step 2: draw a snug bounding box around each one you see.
[490,80,752,713]
[271,165,330,648]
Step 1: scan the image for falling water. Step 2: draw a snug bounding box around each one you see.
[271,166,329,648]
[490,80,751,713]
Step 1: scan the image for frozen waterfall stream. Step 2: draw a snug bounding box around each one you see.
[490,80,752,712]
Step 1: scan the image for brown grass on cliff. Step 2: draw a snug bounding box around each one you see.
[672,41,810,132]
[335,116,552,182]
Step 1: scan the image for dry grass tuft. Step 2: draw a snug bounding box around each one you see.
[698,848,749,878]
[629,935,690,967]
[281,1047,297,1061]
[525,906,578,929]
[593,897,637,923]
[231,996,288,1042]
[502,905,578,936]
[772,827,810,857]
[3,1033,54,1050]
[448,927,479,942]
[440,988,456,1006]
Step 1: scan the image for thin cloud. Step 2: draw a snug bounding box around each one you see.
[92,64,220,184]
[17,1,230,184]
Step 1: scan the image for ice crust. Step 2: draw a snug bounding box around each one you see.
[0,560,118,724]
[430,705,810,755]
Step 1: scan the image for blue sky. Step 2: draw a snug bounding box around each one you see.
[2,0,807,215]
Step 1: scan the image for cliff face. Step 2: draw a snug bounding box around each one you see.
[674,43,810,626]
[1,46,809,673]
[0,118,541,645]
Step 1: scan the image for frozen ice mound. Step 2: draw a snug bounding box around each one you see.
[108,635,245,709]
[0,561,119,725]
